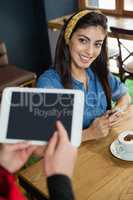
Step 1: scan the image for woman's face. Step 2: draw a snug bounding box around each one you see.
[68,25,106,72]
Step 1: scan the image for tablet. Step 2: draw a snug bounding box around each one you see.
[0,87,84,147]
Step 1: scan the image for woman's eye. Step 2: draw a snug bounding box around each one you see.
[95,43,102,48]
[79,38,87,44]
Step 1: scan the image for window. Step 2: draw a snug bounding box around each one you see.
[79,0,133,17]
[99,1,115,9]
[124,0,133,12]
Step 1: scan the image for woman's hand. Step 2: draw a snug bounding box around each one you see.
[82,114,110,141]
[108,93,131,126]
[0,142,36,173]
[107,108,124,127]
[91,114,110,139]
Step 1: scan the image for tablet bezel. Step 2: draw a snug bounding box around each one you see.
[0,87,84,147]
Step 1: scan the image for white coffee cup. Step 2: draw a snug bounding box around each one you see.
[117,131,133,154]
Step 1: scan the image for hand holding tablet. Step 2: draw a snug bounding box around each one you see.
[0,87,84,147]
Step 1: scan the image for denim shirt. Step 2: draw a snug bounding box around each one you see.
[37,68,127,129]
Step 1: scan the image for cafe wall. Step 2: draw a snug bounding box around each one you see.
[44,0,78,20]
[0,0,52,76]
[44,0,78,61]
[0,0,78,75]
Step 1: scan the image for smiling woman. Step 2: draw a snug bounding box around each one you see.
[37,9,131,142]
[68,26,106,85]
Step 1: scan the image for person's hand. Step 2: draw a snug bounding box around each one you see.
[0,142,36,173]
[106,108,123,127]
[33,145,46,158]
[90,114,110,139]
[43,121,77,179]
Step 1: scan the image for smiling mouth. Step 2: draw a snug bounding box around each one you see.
[80,55,92,63]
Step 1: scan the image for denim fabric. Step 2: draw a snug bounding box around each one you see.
[37,67,127,128]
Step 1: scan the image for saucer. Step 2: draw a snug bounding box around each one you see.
[110,140,133,161]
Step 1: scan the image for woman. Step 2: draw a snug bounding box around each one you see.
[37,9,131,141]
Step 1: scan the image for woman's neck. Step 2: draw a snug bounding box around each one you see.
[71,68,88,89]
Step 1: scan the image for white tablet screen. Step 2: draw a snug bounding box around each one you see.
[7,92,74,141]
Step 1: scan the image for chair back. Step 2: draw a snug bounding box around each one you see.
[110,27,133,82]
[0,41,8,65]
[0,41,36,100]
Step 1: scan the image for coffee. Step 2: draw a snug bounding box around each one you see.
[117,131,133,154]
[124,134,133,141]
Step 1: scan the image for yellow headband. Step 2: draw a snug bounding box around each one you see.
[64,10,90,44]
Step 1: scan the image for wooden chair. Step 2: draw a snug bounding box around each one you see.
[110,27,133,82]
[0,41,8,65]
[108,46,119,76]
[0,41,37,98]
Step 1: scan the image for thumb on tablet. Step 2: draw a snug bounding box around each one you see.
[45,131,58,156]
[56,121,69,143]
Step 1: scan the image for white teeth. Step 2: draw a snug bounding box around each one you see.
[80,55,90,61]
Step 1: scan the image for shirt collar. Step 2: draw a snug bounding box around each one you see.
[72,67,94,85]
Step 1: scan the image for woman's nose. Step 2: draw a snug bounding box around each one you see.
[85,44,94,56]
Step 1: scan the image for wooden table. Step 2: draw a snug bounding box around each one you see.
[18,105,133,200]
[48,14,133,40]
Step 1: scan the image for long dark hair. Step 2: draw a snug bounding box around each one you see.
[54,10,112,110]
